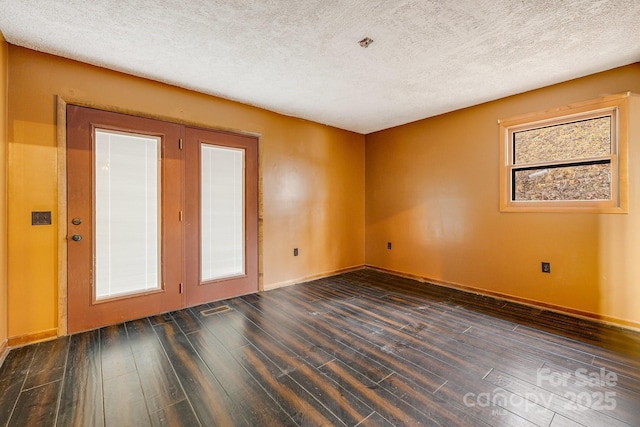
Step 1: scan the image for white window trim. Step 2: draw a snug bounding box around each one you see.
[499,93,630,213]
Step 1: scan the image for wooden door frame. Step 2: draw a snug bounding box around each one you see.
[56,96,264,336]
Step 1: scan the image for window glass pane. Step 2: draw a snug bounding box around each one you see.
[514,116,611,165]
[201,145,245,281]
[513,163,611,201]
[95,129,161,300]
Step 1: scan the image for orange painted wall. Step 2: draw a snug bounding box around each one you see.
[365,64,640,327]
[6,46,365,339]
[6,42,639,340]
[0,33,8,348]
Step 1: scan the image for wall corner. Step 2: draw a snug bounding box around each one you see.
[0,31,10,355]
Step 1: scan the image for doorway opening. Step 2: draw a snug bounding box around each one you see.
[65,104,259,333]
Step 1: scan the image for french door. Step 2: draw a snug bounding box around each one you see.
[66,105,258,333]
[184,127,258,306]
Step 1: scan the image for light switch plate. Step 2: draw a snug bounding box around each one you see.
[32,211,52,225]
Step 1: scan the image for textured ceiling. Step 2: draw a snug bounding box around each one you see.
[0,0,639,134]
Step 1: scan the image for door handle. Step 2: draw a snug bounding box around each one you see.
[71,234,82,242]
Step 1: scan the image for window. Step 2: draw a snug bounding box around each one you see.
[499,93,629,212]
[94,129,161,300]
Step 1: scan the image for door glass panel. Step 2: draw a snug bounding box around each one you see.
[94,129,161,300]
[201,144,245,281]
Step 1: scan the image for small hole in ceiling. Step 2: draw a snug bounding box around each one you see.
[359,37,373,48]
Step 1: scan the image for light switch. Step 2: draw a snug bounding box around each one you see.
[32,211,52,226]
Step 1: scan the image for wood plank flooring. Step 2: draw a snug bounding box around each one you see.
[1,268,639,426]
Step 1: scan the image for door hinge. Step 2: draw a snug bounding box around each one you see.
[179,138,183,150]
[179,283,184,294]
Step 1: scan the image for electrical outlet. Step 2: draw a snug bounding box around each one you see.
[541,262,551,273]
[387,242,392,250]
[294,248,298,256]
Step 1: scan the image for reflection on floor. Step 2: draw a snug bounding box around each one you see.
[1,268,639,426]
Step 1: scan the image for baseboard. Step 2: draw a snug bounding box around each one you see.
[0,339,8,367]
[264,264,365,291]
[8,328,58,348]
[365,265,640,333]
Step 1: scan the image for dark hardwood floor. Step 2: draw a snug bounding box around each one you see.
[1,268,639,426]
